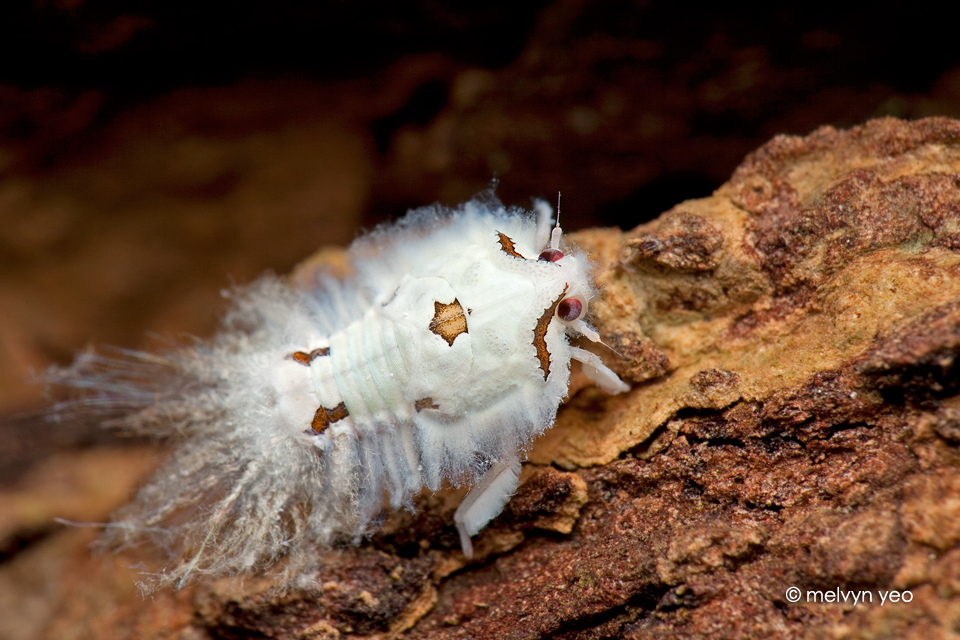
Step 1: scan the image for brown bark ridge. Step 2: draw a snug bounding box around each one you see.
[5,116,960,639]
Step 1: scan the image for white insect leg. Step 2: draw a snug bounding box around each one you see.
[453,456,522,558]
[570,346,631,394]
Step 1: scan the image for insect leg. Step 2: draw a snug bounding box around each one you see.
[570,346,630,394]
[453,456,522,558]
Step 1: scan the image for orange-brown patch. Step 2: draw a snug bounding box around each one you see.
[290,347,330,365]
[533,286,568,381]
[497,232,527,259]
[309,402,349,435]
[429,298,468,347]
[415,397,440,412]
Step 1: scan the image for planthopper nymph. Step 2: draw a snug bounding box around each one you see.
[49,193,629,589]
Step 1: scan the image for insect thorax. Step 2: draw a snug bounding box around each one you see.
[270,226,584,448]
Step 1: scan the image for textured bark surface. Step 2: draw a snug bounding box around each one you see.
[3,116,960,639]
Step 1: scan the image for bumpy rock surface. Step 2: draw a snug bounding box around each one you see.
[4,117,960,639]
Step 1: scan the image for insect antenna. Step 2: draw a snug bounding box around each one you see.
[596,338,626,360]
[550,192,563,250]
[573,319,626,359]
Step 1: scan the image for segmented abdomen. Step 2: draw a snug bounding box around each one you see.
[326,308,412,427]
[299,308,423,507]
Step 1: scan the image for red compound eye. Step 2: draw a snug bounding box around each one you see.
[557,297,583,322]
[538,248,564,262]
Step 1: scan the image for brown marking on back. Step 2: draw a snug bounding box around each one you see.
[290,347,330,365]
[533,286,568,381]
[429,298,468,346]
[497,232,527,259]
[309,401,349,435]
[415,397,440,412]
[310,407,330,434]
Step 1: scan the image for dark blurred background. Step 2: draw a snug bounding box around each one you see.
[2,0,960,414]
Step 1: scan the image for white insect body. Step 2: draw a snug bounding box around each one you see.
[52,194,628,588]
